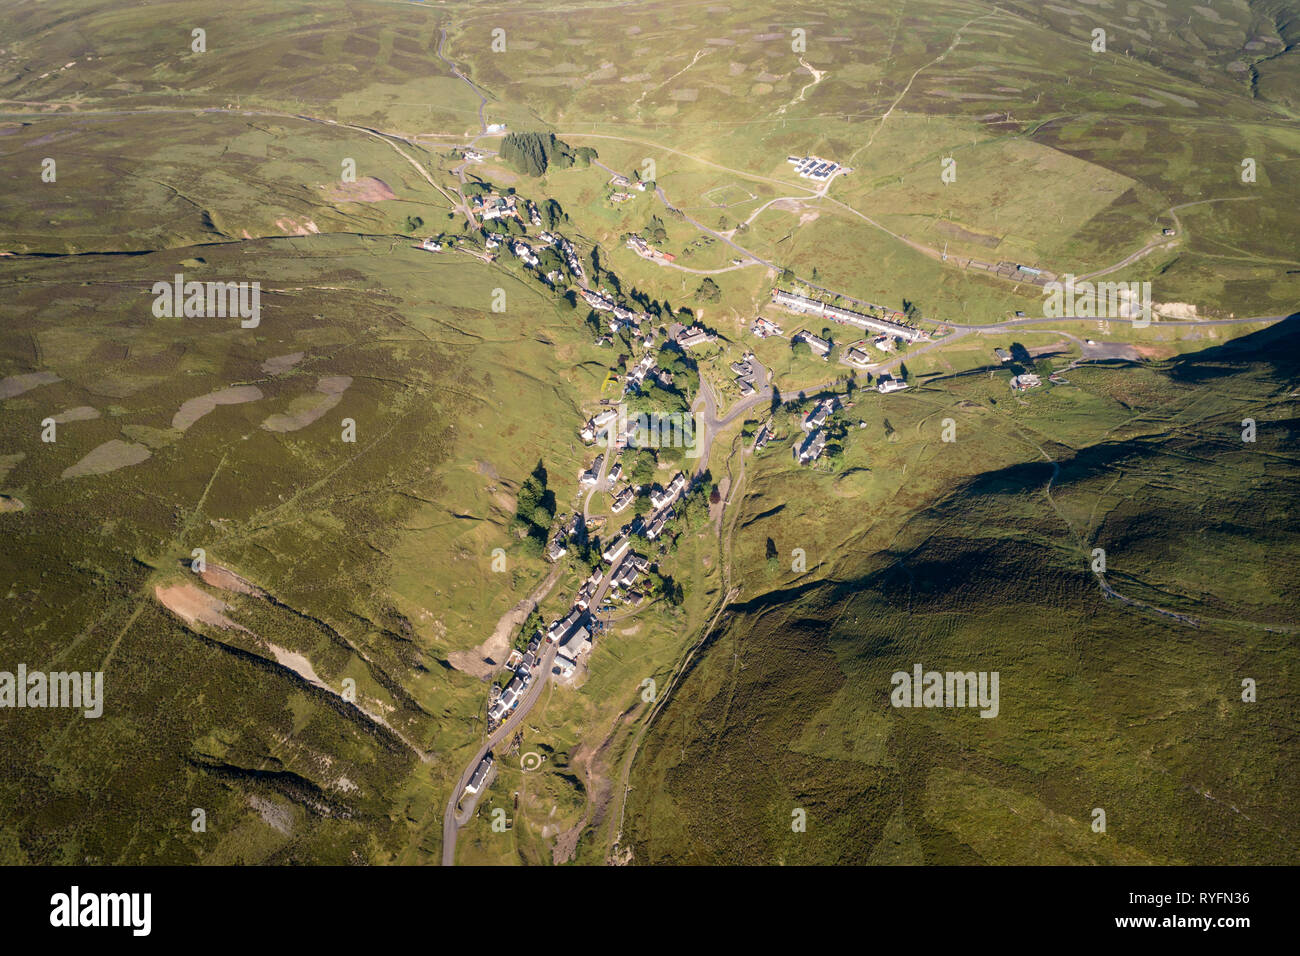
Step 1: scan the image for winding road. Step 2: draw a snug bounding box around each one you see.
[441,638,561,865]
[433,27,491,227]
[441,538,639,865]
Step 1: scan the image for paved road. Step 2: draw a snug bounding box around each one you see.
[15,76,1287,869]
[440,540,635,866]
[690,360,850,475]
[838,311,1290,380]
[5,103,1273,302]
[563,130,1026,290]
[434,27,495,228]
[587,159,768,277]
[69,97,1273,864]
[441,638,560,865]
[1077,197,1262,281]
[684,308,1291,465]
[563,130,1285,305]
[435,28,488,136]
[691,365,770,477]
[947,313,1288,332]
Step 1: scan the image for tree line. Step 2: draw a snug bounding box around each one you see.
[500,132,598,176]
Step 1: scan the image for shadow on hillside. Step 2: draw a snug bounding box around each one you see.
[1167,312,1300,383]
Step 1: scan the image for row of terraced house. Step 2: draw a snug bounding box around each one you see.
[771,289,928,343]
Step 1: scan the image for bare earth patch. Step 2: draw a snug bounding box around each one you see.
[158,571,428,759]
[62,439,151,479]
[261,375,351,433]
[1133,344,1177,360]
[172,385,263,431]
[319,176,396,203]
[274,217,320,235]
[200,563,267,598]
[248,795,294,836]
[261,351,304,375]
[51,406,100,424]
[937,220,1002,248]
[1155,302,1200,320]
[155,582,249,633]
[267,641,327,687]
[0,371,60,399]
[448,563,564,678]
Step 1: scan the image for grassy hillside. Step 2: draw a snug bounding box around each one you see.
[625,322,1299,865]
[0,0,1295,865]
[0,231,611,862]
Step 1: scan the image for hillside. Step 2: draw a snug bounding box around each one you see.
[0,0,1295,868]
[625,322,1299,865]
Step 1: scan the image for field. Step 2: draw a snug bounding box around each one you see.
[0,223,622,861]
[626,322,1300,865]
[0,0,1296,866]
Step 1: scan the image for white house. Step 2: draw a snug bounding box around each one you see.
[676,326,715,349]
[602,534,631,564]
[547,607,584,643]
[465,756,493,794]
[557,626,592,663]
[611,486,635,514]
[796,429,828,464]
[793,329,832,358]
[650,472,686,510]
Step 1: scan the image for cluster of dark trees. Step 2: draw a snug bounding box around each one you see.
[540,197,566,229]
[695,277,722,303]
[673,475,715,531]
[646,569,684,606]
[569,246,702,346]
[510,461,556,557]
[515,609,545,651]
[484,216,526,238]
[656,346,697,393]
[566,519,601,573]
[645,214,669,245]
[626,379,689,418]
[822,419,849,460]
[500,132,598,176]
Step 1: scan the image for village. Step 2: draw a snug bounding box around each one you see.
[417,174,714,750]
[448,158,1052,807]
